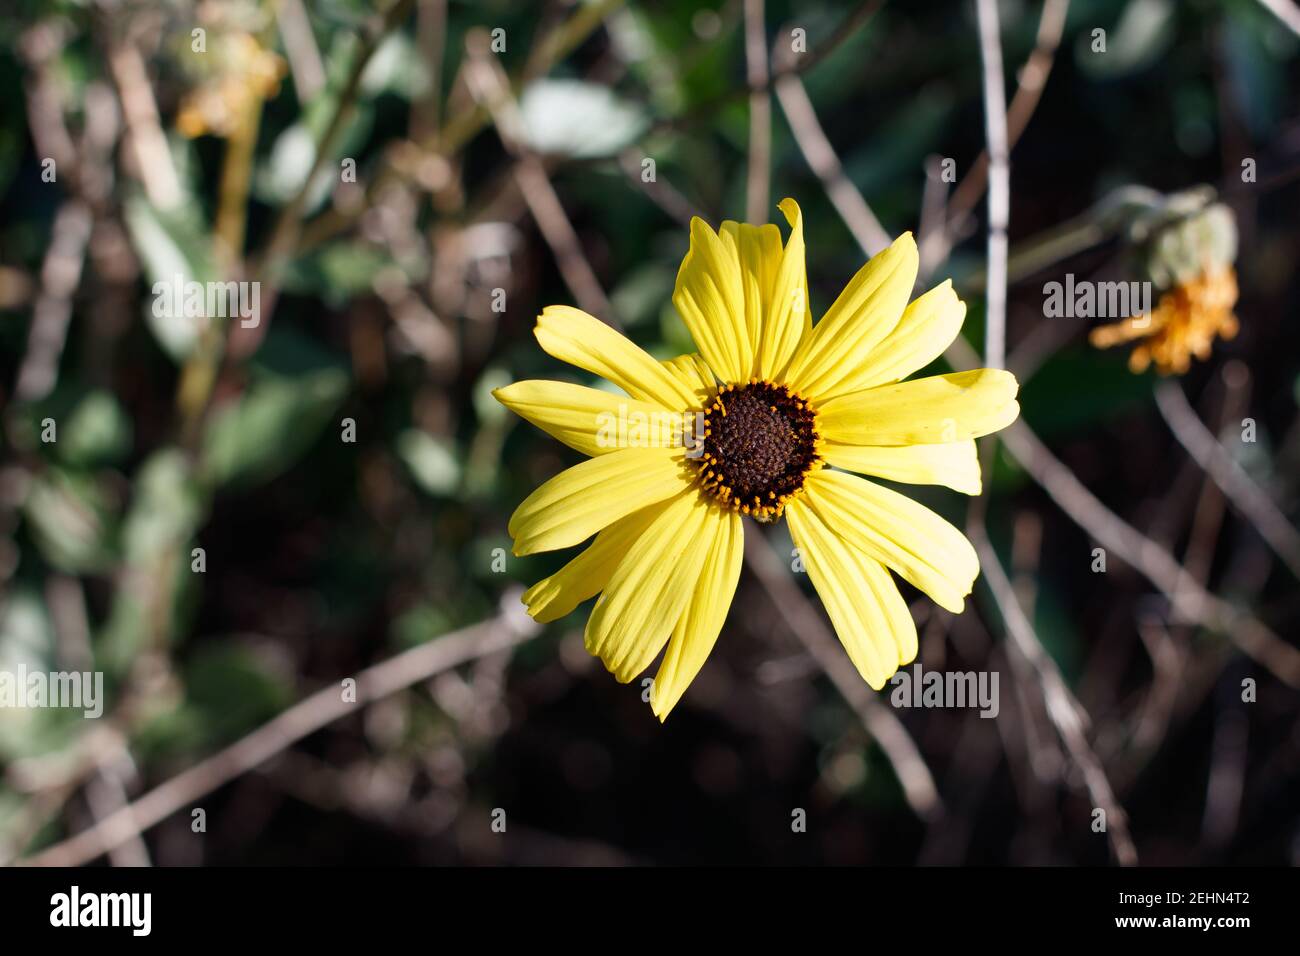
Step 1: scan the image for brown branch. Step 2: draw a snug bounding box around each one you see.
[968,520,1138,865]
[463,32,616,324]
[743,0,771,222]
[1155,381,1300,581]
[22,606,539,867]
[921,0,1070,276]
[773,66,891,256]
[743,531,944,822]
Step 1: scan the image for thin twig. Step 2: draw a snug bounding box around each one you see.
[617,148,700,225]
[743,0,770,222]
[1155,381,1300,581]
[1255,0,1300,37]
[105,39,182,210]
[773,66,891,255]
[968,521,1138,865]
[14,202,93,402]
[22,604,539,867]
[275,0,326,103]
[974,0,1010,369]
[743,532,944,822]
[464,32,616,324]
[925,0,1069,275]
[660,0,884,134]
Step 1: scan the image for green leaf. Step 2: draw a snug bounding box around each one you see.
[23,469,118,574]
[121,449,206,565]
[123,196,214,361]
[58,391,132,468]
[397,429,461,497]
[201,352,349,488]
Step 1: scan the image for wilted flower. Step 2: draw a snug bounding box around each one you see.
[1090,194,1239,375]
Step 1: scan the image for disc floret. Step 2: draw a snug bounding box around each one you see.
[693,379,821,519]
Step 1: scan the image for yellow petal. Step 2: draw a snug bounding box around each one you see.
[760,198,811,380]
[651,508,743,720]
[535,305,697,410]
[660,352,717,406]
[719,221,780,364]
[786,497,918,689]
[817,368,1020,446]
[494,380,682,457]
[673,217,749,383]
[823,440,982,495]
[508,446,691,556]
[783,232,917,402]
[585,493,720,682]
[821,280,966,398]
[800,469,979,614]
[521,501,668,623]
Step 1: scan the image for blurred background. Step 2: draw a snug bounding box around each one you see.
[1,0,1299,866]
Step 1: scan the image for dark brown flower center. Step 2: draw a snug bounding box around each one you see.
[693,381,820,519]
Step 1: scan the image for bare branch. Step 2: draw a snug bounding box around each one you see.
[464,33,617,325]
[974,0,1010,369]
[743,531,944,822]
[744,0,771,222]
[968,522,1138,865]
[1155,381,1300,581]
[22,605,539,867]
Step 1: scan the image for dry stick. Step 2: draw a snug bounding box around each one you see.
[1256,0,1300,37]
[974,0,1009,370]
[412,0,448,143]
[275,0,326,103]
[743,0,771,223]
[662,0,884,135]
[743,533,944,822]
[1155,381,1300,581]
[968,522,1138,865]
[923,0,1070,275]
[773,66,891,256]
[969,8,1126,855]
[106,40,182,211]
[617,148,700,226]
[463,34,616,324]
[429,0,624,161]
[23,609,539,867]
[916,156,950,270]
[14,202,93,402]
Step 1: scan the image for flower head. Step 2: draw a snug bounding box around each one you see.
[495,199,1020,720]
[1090,196,1239,375]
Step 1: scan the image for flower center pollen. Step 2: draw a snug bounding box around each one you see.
[694,380,821,519]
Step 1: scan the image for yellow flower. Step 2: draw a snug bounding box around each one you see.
[495,199,1020,720]
[1089,265,1239,375]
